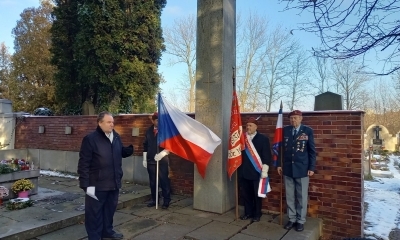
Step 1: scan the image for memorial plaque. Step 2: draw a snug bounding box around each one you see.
[373,139,382,145]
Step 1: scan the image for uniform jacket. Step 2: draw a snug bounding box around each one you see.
[78,126,133,191]
[239,132,272,180]
[277,124,316,178]
[143,125,169,165]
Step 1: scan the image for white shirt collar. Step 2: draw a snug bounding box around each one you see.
[105,131,113,143]
[247,131,257,140]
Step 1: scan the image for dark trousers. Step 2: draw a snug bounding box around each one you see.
[241,178,262,218]
[85,189,119,240]
[147,161,171,205]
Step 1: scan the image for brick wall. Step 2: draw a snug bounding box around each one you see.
[14,111,364,239]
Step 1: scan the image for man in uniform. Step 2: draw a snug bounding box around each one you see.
[78,111,133,240]
[143,112,171,209]
[277,110,316,232]
[239,117,272,222]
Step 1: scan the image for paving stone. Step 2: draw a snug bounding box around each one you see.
[128,205,171,220]
[211,209,236,223]
[185,221,242,240]
[282,218,322,240]
[241,221,288,240]
[175,205,219,218]
[112,211,138,226]
[172,197,193,207]
[157,212,212,228]
[230,233,265,240]
[131,223,195,240]
[112,217,161,239]
[36,223,87,240]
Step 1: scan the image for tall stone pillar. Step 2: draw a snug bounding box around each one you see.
[0,99,15,149]
[194,0,236,213]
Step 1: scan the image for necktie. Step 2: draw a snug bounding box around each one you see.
[293,129,297,137]
[153,128,158,136]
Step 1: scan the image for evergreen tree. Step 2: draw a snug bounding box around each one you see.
[50,0,81,114]
[51,0,166,114]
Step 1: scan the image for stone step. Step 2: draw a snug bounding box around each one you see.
[0,188,151,240]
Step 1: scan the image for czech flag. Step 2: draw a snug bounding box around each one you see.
[272,101,283,167]
[157,93,222,178]
[227,90,245,179]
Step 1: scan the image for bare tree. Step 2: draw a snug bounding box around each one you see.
[281,0,400,75]
[163,14,196,112]
[310,56,331,94]
[331,59,371,110]
[261,26,298,112]
[284,48,311,111]
[236,12,269,112]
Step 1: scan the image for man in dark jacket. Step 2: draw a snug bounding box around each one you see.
[143,112,171,209]
[277,110,316,232]
[239,117,272,222]
[78,111,133,240]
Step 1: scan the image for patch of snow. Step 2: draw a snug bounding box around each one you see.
[40,170,78,179]
[364,155,400,240]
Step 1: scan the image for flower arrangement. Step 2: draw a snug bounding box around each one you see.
[11,179,34,193]
[0,158,31,174]
[0,186,9,205]
[6,198,33,210]
[0,186,9,198]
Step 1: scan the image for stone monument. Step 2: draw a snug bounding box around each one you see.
[314,91,343,110]
[194,0,236,213]
[82,100,95,115]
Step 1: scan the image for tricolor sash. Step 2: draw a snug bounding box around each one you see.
[244,134,271,198]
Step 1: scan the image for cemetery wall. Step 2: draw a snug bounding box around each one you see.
[13,111,364,239]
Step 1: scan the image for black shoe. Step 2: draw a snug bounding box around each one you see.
[102,232,123,239]
[147,202,156,207]
[252,216,260,222]
[296,223,304,232]
[240,214,253,220]
[284,221,295,230]
[162,204,169,209]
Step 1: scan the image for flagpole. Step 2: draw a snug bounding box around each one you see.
[232,67,239,220]
[156,95,160,210]
[279,101,283,225]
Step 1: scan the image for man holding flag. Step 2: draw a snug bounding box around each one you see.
[239,117,272,222]
[143,112,171,209]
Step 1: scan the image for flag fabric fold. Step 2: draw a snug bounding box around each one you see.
[227,90,245,178]
[272,103,283,167]
[157,93,222,178]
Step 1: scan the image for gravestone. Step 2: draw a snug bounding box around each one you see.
[82,100,95,115]
[194,0,236,213]
[373,125,382,145]
[314,91,343,110]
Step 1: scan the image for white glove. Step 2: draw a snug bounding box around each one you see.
[154,150,169,161]
[261,164,269,178]
[142,152,147,168]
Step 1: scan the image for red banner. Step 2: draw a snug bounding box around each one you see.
[227,91,245,178]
